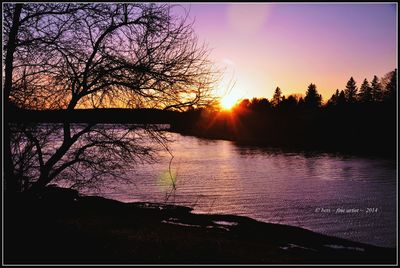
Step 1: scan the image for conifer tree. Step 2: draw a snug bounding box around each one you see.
[272,87,282,106]
[344,77,358,103]
[337,90,346,106]
[371,75,382,102]
[328,89,340,106]
[359,78,373,103]
[304,83,322,108]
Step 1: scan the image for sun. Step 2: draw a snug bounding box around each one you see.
[220,94,240,110]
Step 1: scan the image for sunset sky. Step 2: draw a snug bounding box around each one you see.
[176,3,397,102]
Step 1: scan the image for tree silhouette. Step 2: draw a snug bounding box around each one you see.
[358,78,373,103]
[172,69,396,158]
[304,83,322,108]
[4,3,218,194]
[7,4,217,110]
[382,69,397,103]
[327,89,340,106]
[4,3,90,193]
[283,95,298,107]
[337,90,346,106]
[371,75,382,102]
[272,87,282,106]
[344,77,358,103]
[249,97,271,111]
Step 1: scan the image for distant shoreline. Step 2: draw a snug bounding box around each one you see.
[7,108,396,159]
[169,128,397,160]
[4,186,396,264]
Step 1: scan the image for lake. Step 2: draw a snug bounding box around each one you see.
[80,131,396,248]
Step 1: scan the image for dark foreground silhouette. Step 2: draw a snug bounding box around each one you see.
[4,186,396,264]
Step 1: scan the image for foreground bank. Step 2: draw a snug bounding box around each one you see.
[4,187,396,264]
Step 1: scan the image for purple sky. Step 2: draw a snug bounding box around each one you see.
[175,3,397,101]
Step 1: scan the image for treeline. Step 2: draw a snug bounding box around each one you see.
[172,69,397,157]
[8,107,180,124]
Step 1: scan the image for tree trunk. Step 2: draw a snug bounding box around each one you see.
[4,4,23,196]
[27,130,75,194]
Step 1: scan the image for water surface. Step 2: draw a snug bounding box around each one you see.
[84,132,397,248]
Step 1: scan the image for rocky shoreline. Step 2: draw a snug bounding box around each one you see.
[4,186,396,264]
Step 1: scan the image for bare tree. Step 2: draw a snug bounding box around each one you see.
[4,3,90,193]
[10,123,168,193]
[3,3,218,194]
